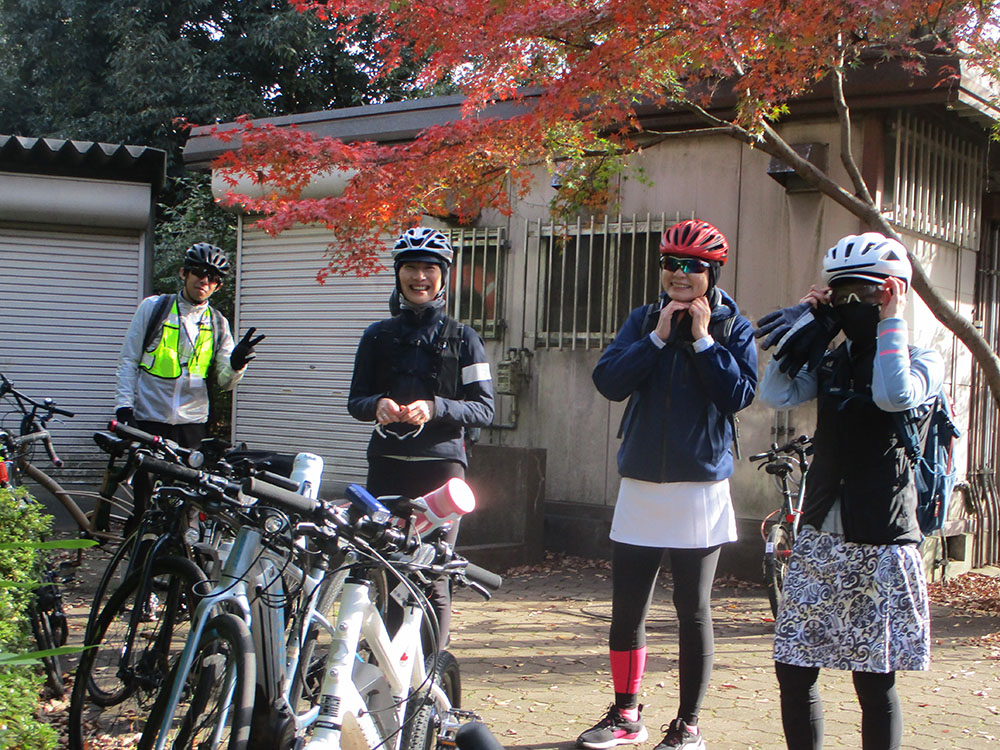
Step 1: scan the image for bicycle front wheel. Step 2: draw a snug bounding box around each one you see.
[401,650,461,750]
[139,613,255,750]
[763,522,794,619]
[68,555,205,750]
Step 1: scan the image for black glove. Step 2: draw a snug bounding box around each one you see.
[231,327,266,370]
[115,406,134,426]
[754,302,812,350]
[773,304,841,378]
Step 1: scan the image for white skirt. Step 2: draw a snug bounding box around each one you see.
[773,527,931,672]
[609,477,737,549]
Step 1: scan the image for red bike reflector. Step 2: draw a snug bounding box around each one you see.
[785,513,795,524]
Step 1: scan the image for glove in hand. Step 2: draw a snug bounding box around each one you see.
[231,327,266,370]
[115,406,134,426]
[754,302,812,350]
[774,304,841,378]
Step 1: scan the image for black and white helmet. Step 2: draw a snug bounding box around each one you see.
[391,227,454,267]
[184,242,230,277]
[821,232,911,289]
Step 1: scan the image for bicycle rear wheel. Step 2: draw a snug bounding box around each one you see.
[27,598,64,697]
[139,613,255,750]
[763,522,794,619]
[68,555,205,750]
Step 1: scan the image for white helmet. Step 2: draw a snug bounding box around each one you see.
[391,227,454,267]
[821,232,911,290]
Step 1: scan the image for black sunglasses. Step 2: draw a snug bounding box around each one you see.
[660,255,711,274]
[186,267,223,284]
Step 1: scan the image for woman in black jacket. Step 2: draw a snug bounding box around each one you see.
[348,227,495,646]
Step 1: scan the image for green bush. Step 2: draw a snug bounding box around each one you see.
[0,486,57,750]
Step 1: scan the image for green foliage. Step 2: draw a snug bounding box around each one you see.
[0,486,56,750]
[0,0,424,169]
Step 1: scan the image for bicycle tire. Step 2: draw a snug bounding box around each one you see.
[400,650,461,750]
[138,612,255,750]
[763,522,794,619]
[67,555,205,750]
[27,598,65,697]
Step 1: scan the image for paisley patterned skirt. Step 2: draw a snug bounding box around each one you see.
[772,526,931,672]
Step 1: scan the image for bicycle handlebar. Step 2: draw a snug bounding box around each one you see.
[463,562,503,592]
[242,476,320,517]
[109,420,176,450]
[749,434,812,463]
[3,428,64,468]
[0,374,74,418]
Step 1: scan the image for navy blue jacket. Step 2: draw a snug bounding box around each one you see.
[593,288,758,483]
[348,306,494,467]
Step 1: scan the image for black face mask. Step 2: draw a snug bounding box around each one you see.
[832,303,880,345]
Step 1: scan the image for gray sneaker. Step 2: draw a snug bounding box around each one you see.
[577,705,649,749]
[653,719,705,749]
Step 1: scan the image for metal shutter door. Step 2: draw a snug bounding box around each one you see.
[235,224,393,492]
[0,226,142,487]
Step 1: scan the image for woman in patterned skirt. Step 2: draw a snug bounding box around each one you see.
[757,232,943,750]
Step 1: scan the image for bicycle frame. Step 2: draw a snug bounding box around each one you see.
[304,557,441,750]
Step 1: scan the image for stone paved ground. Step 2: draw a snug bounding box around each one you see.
[56,551,1000,749]
[448,561,1000,750]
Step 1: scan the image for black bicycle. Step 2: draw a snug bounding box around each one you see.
[750,434,811,618]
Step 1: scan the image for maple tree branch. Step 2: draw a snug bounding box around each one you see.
[831,48,875,204]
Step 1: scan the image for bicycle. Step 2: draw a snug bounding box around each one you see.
[69,423,299,750]
[132,454,500,750]
[750,434,812,618]
[0,373,135,544]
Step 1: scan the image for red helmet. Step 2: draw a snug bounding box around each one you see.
[659,220,729,264]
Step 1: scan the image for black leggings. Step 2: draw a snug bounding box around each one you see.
[610,541,720,725]
[367,457,464,650]
[775,661,902,750]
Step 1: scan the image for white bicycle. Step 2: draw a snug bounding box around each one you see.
[133,453,501,750]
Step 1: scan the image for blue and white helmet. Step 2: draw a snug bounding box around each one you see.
[821,232,911,290]
[391,227,454,267]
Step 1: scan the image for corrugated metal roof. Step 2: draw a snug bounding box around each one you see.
[0,134,166,191]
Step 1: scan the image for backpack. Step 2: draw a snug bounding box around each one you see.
[893,388,961,536]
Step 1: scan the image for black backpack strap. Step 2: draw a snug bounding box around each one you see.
[434,317,463,399]
[372,316,404,393]
[210,306,226,367]
[142,294,175,353]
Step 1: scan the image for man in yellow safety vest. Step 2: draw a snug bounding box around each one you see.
[114,243,264,526]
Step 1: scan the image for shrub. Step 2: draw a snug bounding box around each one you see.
[0,485,57,750]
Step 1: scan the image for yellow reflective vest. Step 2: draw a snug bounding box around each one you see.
[140,299,214,379]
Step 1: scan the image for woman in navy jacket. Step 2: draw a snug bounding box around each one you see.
[579,220,757,750]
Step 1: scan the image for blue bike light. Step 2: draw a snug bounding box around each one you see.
[345,483,392,524]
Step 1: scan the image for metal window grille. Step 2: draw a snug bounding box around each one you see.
[529,213,683,350]
[446,227,507,339]
[885,111,985,249]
